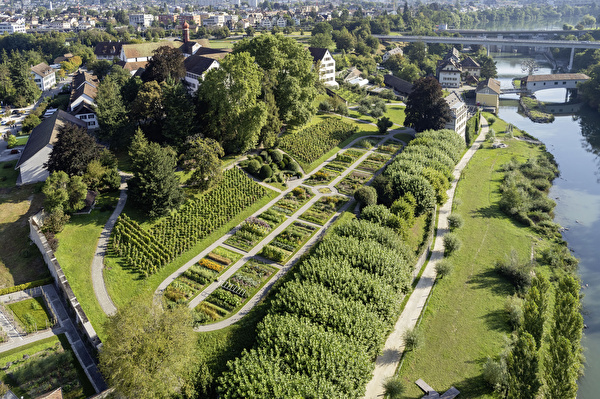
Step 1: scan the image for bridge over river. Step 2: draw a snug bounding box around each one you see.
[374,35,600,70]
[499,73,590,95]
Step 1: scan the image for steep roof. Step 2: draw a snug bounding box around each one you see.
[383,74,414,95]
[94,41,123,57]
[461,56,480,68]
[72,70,99,90]
[444,91,464,110]
[116,60,149,73]
[180,41,199,56]
[15,110,87,169]
[70,82,98,104]
[193,47,232,60]
[70,101,96,116]
[525,73,590,82]
[30,63,54,78]
[308,47,328,62]
[444,47,460,61]
[184,55,218,76]
[36,387,63,399]
[437,58,462,72]
[476,78,501,95]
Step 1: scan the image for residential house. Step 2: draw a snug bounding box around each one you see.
[30,63,56,91]
[203,14,225,27]
[382,46,403,63]
[461,56,481,79]
[444,47,461,63]
[158,14,178,25]
[444,91,468,139]
[94,41,123,61]
[476,78,501,113]
[383,74,413,99]
[14,110,87,185]
[53,53,73,64]
[309,47,338,88]
[436,58,462,88]
[276,17,287,27]
[69,71,99,128]
[260,18,272,29]
[184,55,219,93]
[129,14,154,28]
[179,13,202,25]
[35,387,63,399]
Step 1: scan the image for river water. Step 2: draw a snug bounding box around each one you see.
[493,53,600,398]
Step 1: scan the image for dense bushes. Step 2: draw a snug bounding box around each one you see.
[218,218,414,398]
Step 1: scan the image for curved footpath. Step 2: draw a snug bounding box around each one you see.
[90,171,131,316]
[153,127,414,332]
[363,117,489,398]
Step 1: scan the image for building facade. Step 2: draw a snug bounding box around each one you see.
[30,63,56,91]
[309,47,338,88]
[444,91,468,139]
[0,22,26,34]
[129,14,154,28]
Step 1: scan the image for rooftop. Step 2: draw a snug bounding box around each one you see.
[525,73,590,82]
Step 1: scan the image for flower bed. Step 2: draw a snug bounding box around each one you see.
[376,141,402,155]
[304,168,340,186]
[260,222,317,264]
[224,209,285,252]
[336,170,373,195]
[272,187,313,215]
[357,153,392,173]
[299,196,349,225]
[111,168,268,276]
[163,247,242,305]
[194,259,278,325]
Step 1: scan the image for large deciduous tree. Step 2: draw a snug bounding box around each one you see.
[198,52,266,153]
[233,34,318,126]
[95,75,129,148]
[46,123,103,176]
[128,130,183,217]
[180,136,224,190]
[99,301,197,398]
[142,45,186,83]
[404,77,451,132]
[161,79,196,148]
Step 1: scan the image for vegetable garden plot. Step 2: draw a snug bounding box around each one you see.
[224,209,285,252]
[111,168,268,276]
[260,222,318,264]
[194,259,278,325]
[356,153,391,173]
[304,168,341,186]
[272,186,313,216]
[376,141,402,155]
[336,170,373,195]
[278,119,358,166]
[163,247,242,305]
[299,196,349,225]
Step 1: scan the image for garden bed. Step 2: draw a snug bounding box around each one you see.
[299,196,349,225]
[260,222,318,264]
[272,186,313,216]
[375,141,402,155]
[163,247,243,306]
[7,298,53,332]
[336,170,373,195]
[224,209,285,252]
[194,259,278,325]
[356,153,391,173]
[303,168,340,186]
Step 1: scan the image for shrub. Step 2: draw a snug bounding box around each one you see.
[435,259,453,278]
[495,249,532,292]
[383,377,405,399]
[357,139,373,149]
[354,186,377,208]
[246,159,261,175]
[447,213,464,230]
[487,116,496,125]
[259,164,273,180]
[42,209,70,234]
[443,233,461,255]
[403,327,422,351]
[483,356,507,392]
[6,134,17,149]
[270,150,283,163]
[390,194,416,225]
[504,295,523,329]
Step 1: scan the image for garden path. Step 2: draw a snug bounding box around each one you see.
[182,129,411,332]
[362,117,489,399]
[90,171,131,316]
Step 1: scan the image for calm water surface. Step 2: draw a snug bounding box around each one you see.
[493,54,600,398]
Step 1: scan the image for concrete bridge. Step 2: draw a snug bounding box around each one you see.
[438,29,591,38]
[374,35,600,69]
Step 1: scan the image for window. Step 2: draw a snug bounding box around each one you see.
[555,82,558,85]
[563,82,567,85]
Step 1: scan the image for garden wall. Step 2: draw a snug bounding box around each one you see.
[29,212,102,352]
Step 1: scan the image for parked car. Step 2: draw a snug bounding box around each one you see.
[1,121,7,125]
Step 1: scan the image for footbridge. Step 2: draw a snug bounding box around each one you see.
[374,35,600,69]
[498,73,590,95]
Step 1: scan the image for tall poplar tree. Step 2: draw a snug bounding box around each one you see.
[506,331,541,399]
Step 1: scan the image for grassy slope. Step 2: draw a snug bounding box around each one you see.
[398,131,543,398]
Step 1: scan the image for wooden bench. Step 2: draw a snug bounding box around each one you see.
[415,379,437,394]
[440,387,460,399]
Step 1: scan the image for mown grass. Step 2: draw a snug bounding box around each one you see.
[394,132,414,144]
[14,136,28,145]
[0,161,18,189]
[397,132,544,398]
[8,298,52,331]
[54,195,120,339]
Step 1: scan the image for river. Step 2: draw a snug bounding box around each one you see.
[493,53,600,398]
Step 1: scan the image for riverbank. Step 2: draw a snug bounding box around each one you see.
[396,114,583,397]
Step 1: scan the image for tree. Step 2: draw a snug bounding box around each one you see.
[333,27,355,52]
[46,123,103,176]
[354,186,377,207]
[544,335,578,399]
[180,136,224,189]
[199,52,266,153]
[161,79,196,148]
[309,33,334,50]
[259,74,282,148]
[6,134,16,149]
[42,171,87,213]
[9,51,40,107]
[142,45,186,83]
[506,331,541,399]
[405,77,452,132]
[377,117,393,134]
[234,35,318,126]
[99,301,197,399]
[128,130,183,217]
[245,26,255,37]
[95,75,129,148]
[478,55,498,79]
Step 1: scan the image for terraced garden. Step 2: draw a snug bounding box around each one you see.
[260,222,318,264]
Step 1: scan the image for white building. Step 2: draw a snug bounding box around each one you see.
[309,47,338,88]
[0,22,26,34]
[30,63,56,91]
[260,18,272,28]
[444,91,468,139]
[203,14,225,27]
[129,14,154,28]
[184,55,219,93]
[382,46,403,62]
[276,17,287,27]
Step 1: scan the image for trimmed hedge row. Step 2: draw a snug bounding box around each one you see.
[0,278,54,296]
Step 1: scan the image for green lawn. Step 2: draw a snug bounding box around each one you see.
[0,161,18,188]
[7,298,52,331]
[394,132,414,144]
[14,136,28,146]
[397,132,544,398]
[385,105,406,126]
[54,194,120,338]
[334,88,365,105]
